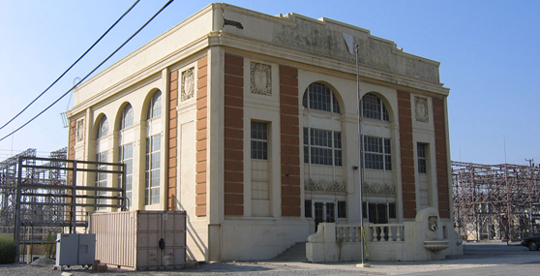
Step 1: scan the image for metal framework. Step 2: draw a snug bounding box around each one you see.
[452,161,540,242]
[0,148,125,262]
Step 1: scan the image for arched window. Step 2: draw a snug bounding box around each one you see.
[361,93,389,121]
[121,104,134,129]
[145,91,162,205]
[97,116,109,139]
[302,83,341,113]
[118,104,134,208]
[360,93,392,170]
[302,83,342,167]
[96,116,109,209]
[147,91,162,119]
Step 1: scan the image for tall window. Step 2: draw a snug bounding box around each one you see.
[304,128,342,166]
[145,135,161,205]
[96,116,109,209]
[119,104,134,207]
[363,202,396,223]
[251,121,268,160]
[302,83,340,113]
[363,136,391,170]
[417,143,427,173]
[361,93,389,121]
[145,91,162,205]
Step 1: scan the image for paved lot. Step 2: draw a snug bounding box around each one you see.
[1,241,540,276]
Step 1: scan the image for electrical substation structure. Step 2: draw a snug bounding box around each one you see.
[452,161,540,242]
[0,148,125,262]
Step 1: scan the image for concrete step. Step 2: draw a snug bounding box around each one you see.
[272,242,307,262]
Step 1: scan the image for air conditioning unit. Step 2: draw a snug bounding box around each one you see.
[54,233,95,271]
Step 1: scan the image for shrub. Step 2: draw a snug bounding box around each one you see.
[44,232,57,259]
[0,234,16,264]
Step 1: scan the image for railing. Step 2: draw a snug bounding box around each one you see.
[335,223,405,243]
[369,223,404,242]
[335,225,362,242]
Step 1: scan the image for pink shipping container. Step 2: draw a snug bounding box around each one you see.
[90,211,186,270]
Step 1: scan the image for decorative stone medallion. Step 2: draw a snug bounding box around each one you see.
[250,62,271,96]
[76,119,84,142]
[181,68,194,101]
[415,96,429,123]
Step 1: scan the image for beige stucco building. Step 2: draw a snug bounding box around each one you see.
[67,3,461,262]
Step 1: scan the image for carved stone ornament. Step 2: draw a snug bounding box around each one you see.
[362,183,396,196]
[181,68,195,101]
[415,96,429,123]
[250,62,271,96]
[304,178,346,193]
[76,119,85,142]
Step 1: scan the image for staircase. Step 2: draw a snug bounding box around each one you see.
[272,242,307,262]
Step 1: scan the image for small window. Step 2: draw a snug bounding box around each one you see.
[338,201,346,218]
[417,143,427,173]
[305,200,312,218]
[251,121,268,160]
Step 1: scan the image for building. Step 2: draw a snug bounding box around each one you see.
[67,3,461,262]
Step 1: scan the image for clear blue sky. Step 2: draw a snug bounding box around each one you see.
[1,0,539,165]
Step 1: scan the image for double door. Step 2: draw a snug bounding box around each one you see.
[314,202,335,231]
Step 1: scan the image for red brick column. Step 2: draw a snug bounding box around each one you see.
[433,97,450,219]
[223,54,244,216]
[167,70,178,211]
[196,56,208,217]
[279,65,301,217]
[398,90,416,219]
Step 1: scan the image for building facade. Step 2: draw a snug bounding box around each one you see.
[67,3,460,262]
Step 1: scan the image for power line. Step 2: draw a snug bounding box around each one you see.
[0,0,174,143]
[0,0,141,132]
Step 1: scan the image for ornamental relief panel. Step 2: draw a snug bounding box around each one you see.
[250,62,271,96]
[304,178,346,193]
[76,119,85,143]
[181,67,195,102]
[414,96,429,123]
[362,183,396,196]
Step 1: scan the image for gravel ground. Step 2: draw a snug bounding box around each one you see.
[0,261,377,276]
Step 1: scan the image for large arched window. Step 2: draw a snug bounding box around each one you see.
[118,104,134,208]
[302,83,341,113]
[360,93,391,170]
[145,91,162,205]
[96,116,109,208]
[302,83,342,166]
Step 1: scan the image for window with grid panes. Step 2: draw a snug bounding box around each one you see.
[361,93,389,121]
[302,83,341,113]
[303,128,342,166]
[145,135,161,205]
[251,121,268,160]
[417,143,427,173]
[363,136,391,170]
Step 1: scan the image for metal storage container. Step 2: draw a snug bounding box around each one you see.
[91,211,186,270]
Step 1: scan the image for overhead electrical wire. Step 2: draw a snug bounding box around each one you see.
[0,0,174,142]
[0,0,141,132]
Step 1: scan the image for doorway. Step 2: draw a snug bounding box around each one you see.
[314,202,335,231]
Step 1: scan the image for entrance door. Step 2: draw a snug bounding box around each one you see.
[314,202,335,231]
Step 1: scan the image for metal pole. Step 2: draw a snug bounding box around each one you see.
[355,44,367,267]
[14,157,23,263]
